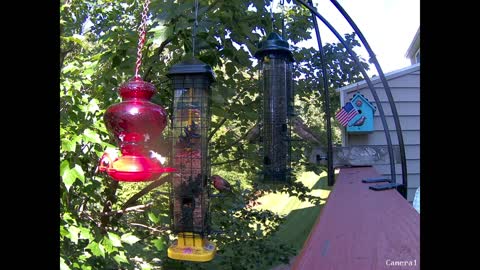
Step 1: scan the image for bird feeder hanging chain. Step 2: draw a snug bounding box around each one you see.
[270,0,274,32]
[134,0,151,79]
[280,0,285,38]
[192,0,199,57]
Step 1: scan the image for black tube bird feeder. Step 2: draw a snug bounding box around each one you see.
[254,32,295,183]
[166,58,216,262]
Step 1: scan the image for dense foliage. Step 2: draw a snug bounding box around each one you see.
[60,0,368,269]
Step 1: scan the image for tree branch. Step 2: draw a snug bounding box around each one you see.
[211,122,258,157]
[102,202,154,216]
[60,49,74,70]
[204,0,221,14]
[99,180,119,234]
[130,223,169,234]
[208,117,227,142]
[143,37,173,81]
[113,175,171,221]
[207,84,252,142]
[292,116,324,145]
[211,157,244,166]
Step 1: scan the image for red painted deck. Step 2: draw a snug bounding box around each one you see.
[292,167,420,270]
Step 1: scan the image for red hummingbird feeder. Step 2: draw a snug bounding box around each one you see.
[99,78,176,182]
[98,0,175,182]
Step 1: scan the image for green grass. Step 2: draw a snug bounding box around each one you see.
[255,171,332,251]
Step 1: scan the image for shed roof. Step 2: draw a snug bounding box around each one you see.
[336,63,420,93]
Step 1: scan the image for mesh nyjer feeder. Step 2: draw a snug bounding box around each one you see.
[166,58,216,262]
[99,78,176,182]
[254,32,295,183]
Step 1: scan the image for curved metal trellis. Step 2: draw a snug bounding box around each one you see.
[329,0,408,197]
[293,0,408,198]
[306,0,334,187]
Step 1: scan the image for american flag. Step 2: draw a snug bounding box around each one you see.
[335,102,359,126]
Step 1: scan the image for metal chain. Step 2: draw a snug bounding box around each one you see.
[280,0,285,38]
[270,0,274,32]
[134,0,151,79]
[192,0,199,57]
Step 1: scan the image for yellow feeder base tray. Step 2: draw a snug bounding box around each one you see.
[167,232,216,262]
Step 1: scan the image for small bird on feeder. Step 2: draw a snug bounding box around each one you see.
[211,175,234,193]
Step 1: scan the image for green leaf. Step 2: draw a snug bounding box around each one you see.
[72,164,85,183]
[101,237,117,253]
[79,252,91,261]
[151,238,165,251]
[211,106,229,118]
[62,63,79,74]
[149,25,172,45]
[60,257,71,270]
[79,227,93,241]
[60,160,70,177]
[62,34,89,50]
[87,99,100,114]
[113,252,129,264]
[61,162,85,190]
[147,212,159,224]
[212,92,225,104]
[61,138,76,152]
[225,62,236,77]
[112,55,121,68]
[68,225,80,244]
[107,232,122,247]
[73,81,82,91]
[121,233,140,245]
[83,67,95,77]
[62,168,76,191]
[62,212,74,223]
[60,226,69,237]
[82,128,102,144]
[86,241,105,258]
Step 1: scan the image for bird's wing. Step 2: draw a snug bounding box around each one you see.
[223,179,232,188]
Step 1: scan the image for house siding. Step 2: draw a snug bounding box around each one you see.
[340,65,420,202]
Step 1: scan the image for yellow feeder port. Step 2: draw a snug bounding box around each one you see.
[167,232,216,262]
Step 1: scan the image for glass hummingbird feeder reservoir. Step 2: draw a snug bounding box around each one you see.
[166,58,216,262]
[97,0,175,182]
[99,78,176,182]
[254,32,295,183]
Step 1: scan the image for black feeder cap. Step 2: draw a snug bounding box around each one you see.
[254,32,294,62]
[167,57,215,82]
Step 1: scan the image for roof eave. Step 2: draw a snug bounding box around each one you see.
[336,63,420,93]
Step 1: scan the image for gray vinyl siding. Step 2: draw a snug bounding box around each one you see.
[347,130,420,145]
[373,116,419,131]
[340,65,420,202]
